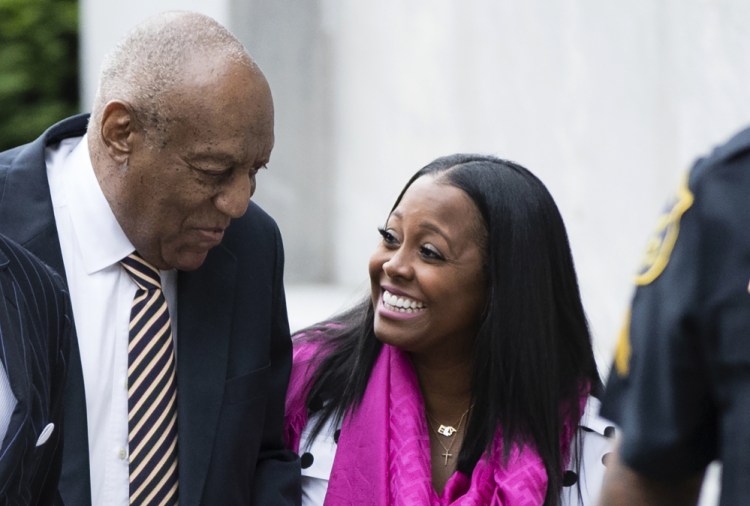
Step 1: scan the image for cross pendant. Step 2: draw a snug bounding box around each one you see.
[442,450,453,466]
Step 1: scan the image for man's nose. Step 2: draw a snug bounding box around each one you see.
[214,170,255,218]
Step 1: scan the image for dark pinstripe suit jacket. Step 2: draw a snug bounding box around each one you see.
[0,233,70,505]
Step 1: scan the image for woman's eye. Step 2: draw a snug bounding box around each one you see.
[420,245,444,261]
[377,227,398,245]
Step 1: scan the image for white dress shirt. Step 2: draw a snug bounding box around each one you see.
[46,135,177,506]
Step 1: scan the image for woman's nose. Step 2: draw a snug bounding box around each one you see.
[382,248,414,279]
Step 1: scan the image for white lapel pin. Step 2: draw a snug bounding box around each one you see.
[35,423,54,447]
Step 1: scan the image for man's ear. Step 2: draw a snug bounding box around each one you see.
[100,100,136,164]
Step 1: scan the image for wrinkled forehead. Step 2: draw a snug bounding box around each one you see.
[162,58,273,142]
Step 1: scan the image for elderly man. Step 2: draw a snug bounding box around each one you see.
[0,11,299,505]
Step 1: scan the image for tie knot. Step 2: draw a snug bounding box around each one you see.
[120,252,162,291]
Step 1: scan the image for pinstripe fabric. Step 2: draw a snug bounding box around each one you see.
[0,233,70,505]
[120,253,178,506]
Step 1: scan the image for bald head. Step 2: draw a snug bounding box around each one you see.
[89,11,262,146]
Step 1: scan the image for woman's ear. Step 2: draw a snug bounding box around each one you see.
[100,100,136,164]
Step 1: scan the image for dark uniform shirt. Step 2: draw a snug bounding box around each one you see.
[601,126,750,505]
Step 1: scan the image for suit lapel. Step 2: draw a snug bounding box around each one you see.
[177,244,236,506]
[0,114,88,273]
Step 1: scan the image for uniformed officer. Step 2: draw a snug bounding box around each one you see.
[599,126,750,505]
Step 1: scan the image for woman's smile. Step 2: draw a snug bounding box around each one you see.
[382,289,425,313]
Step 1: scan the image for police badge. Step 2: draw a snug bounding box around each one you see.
[634,176,694,286]
[615,175,695,376]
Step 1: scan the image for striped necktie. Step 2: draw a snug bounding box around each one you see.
[120,252,179,505]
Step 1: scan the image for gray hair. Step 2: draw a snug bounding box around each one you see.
[89,11,255,147]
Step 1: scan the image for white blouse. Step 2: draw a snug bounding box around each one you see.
[298,396,613,505]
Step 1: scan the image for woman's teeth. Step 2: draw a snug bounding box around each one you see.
[383,290,425,313]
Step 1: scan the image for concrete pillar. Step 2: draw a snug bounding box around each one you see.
[229,0,335,284]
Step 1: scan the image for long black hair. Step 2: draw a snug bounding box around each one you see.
[298,154,601,506]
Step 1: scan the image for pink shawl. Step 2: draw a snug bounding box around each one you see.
[286,342,566,505]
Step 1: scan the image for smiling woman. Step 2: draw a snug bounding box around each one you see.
[284,154,610,506]
[369,176,486,362]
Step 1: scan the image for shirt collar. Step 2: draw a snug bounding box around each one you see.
[63,134,134,274]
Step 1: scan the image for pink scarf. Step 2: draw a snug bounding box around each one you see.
[286,342,557,505]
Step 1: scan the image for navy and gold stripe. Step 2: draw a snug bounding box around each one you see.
[121,253,178,506]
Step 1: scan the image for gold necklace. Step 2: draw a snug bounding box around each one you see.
[425,407,470,466]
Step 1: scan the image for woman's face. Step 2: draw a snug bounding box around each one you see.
[369,175,487,361]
